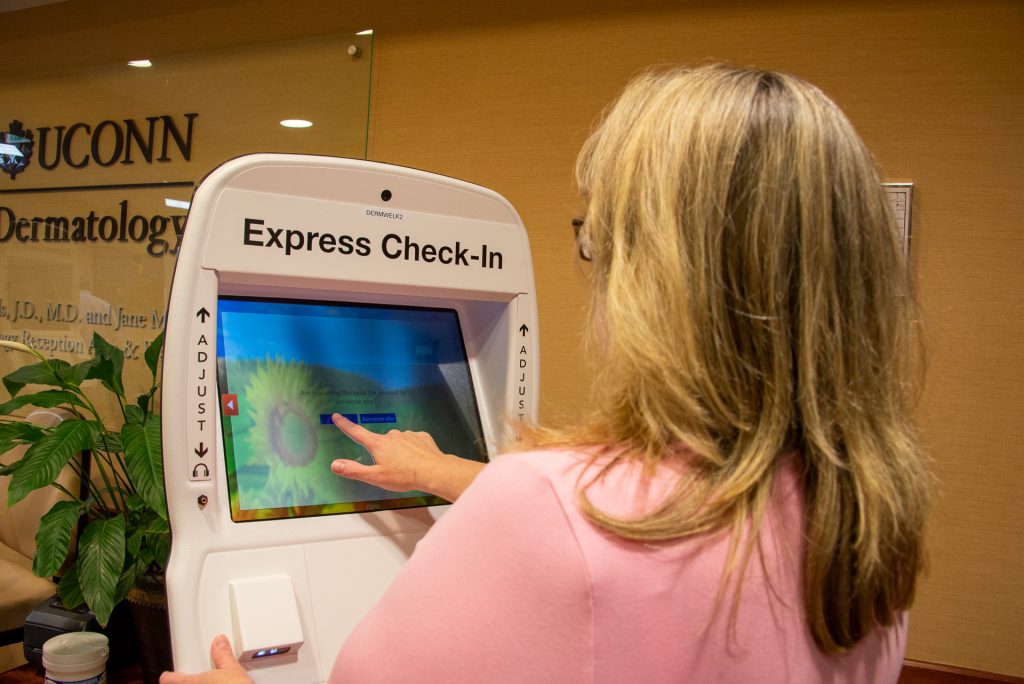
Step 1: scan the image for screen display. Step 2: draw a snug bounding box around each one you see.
[216,296,488,522]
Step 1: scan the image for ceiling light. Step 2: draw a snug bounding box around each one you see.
[165,198,191,210]
[128,59,152,68]
[280,119,313,128]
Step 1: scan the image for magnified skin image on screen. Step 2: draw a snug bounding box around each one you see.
[216,296,488,521]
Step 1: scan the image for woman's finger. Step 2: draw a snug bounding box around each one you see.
[158,635,249,684]
[210,634,240,669]
[332,413,379,447]
[331,458,381,486]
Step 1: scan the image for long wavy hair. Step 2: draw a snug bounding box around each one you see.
[544,64,929,653]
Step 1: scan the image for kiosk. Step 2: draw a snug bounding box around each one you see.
[162,155,538,681]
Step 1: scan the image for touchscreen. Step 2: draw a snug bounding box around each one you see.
[216,296,488,521]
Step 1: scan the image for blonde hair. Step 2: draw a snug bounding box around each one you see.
[546,65,929,652]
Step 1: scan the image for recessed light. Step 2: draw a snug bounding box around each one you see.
[280,119,313,128]
[128,59,152,68]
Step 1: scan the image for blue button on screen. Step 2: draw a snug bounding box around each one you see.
[321,413,359,425]
[359,413,397,424]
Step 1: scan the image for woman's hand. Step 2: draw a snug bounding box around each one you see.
[330,413,485,502]
[159,635,251,684]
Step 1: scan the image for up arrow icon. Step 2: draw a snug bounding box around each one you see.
[519,324,529,336]
[196,307,210,322]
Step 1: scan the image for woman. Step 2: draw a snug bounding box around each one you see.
[163,64,929,683]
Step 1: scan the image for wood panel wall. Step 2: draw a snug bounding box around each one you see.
[7,0,1022,677]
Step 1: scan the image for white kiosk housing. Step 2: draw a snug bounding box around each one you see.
[162,154,538,681]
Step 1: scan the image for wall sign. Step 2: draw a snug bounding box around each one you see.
[883,181,914,255]
[0,32,374,405]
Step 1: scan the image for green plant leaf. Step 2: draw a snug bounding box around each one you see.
[148,528,171,570]
[57,358,99,388]
[33,500,84,577]
[0,422,44,454]
[93,430,122,454]
[57,563,85,610]
[124,493,147,514]
[144,517,170,534]
[83,357,114,393]
[0,389,82,416]
[114,554,150,606]
[87,334,125,399]
[121,421,166,518]
[145,330,165,379]
[79,515,126,626]
[3,359,71,397]
[125,404,145,426]
[135,393,150,415]
[136,542,156,571]
[126,526,144,557]
[7,420,99,507]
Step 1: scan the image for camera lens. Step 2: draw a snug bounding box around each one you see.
[381,189,392,202]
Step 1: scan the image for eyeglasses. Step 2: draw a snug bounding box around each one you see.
[572,217,592,262]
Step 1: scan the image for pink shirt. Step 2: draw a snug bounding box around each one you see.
[330,449,906,683]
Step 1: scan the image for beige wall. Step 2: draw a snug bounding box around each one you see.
[8,0,1023,676]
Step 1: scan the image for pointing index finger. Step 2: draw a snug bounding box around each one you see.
[332,413,379,447]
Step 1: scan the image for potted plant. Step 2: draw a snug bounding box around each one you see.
[0,331,167,628]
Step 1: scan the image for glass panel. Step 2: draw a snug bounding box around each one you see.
[0,32,374,404]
